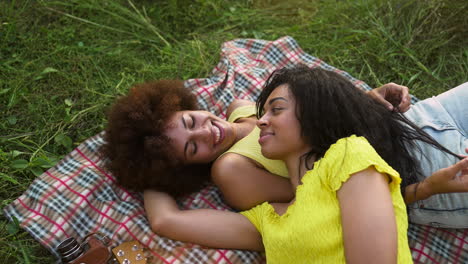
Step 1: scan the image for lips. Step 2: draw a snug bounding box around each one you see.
[211,121,225,145]
[258,131,274,145]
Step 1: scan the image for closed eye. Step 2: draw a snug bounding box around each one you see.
[192,142,197,155]
[272,107,283,113]
[191,115,196,128]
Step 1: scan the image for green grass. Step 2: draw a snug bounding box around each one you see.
[1,0,467,262]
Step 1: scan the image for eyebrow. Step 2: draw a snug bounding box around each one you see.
[182,116,188,159]
[268,97,288,105]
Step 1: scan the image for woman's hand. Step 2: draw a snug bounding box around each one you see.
[367,83,411,112]
[419,157,468,199]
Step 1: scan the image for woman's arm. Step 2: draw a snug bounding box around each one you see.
[371,84,468,203]
[212,153,294,210]
[338,167,398,264]
[143,190,263,251]
[404,157,468,204]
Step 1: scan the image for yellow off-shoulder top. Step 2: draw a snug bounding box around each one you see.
[241,136,412,263]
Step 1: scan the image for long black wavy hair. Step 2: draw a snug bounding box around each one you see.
[256,65,460,194]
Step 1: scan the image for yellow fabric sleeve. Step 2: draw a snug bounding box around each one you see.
[319,135,401,192]
[240,202,268,235]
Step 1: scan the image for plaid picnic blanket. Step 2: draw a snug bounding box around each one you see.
[3,36,467,264]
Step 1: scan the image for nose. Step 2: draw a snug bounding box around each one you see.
[256,115,269,128]
[191,125,211,143]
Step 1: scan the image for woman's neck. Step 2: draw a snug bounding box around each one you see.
[285,151,315,189]
[231,118,256,143]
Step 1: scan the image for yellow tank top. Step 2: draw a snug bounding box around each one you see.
[241,136,412,263]
[221,105,288,178]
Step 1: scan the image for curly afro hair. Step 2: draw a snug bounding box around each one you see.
[101,80,211,198]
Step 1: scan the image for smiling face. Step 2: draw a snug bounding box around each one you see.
[257,84,309,161]
[165,110,237,164]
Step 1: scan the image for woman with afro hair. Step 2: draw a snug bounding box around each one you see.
[101,80,212,198]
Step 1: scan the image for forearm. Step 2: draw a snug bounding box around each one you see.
[161,209,263,250]
[404,157,468,204]
[143,190,263,251]
[403,181,431,204]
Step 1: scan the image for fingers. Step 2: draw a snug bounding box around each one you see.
[379,82,411,112]
[368,89,394,111]
[443,158,468,193]
[397,85,411,113]
[452,158,468,177]
[460,158,468,174]
[438,158,468,180]
[387,82,410,112]
[378,96,394,111]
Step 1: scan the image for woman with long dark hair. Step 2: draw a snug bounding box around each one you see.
[142,66,467,263]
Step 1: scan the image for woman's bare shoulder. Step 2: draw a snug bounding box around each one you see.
[226,99,255,119]
[212,152,260,176]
